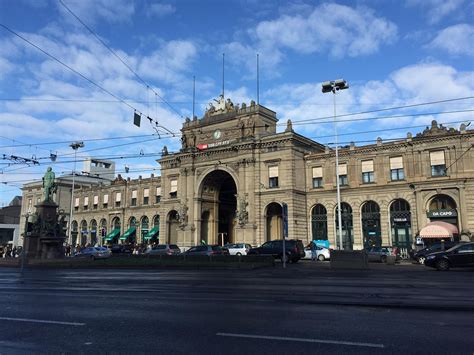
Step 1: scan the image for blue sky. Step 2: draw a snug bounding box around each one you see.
[0,0,473,206]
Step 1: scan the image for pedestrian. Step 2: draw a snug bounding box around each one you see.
[310,241,317,261]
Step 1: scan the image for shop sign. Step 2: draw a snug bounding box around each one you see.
[393,217,409,223]
[427,209,457,218]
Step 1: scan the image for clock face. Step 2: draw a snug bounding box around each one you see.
[213,130,221,139]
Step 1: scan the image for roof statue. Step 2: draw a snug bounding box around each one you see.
[416,120,458,138]
[204,95,236,117]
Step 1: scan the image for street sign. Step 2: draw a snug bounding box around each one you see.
[282,203,288,239]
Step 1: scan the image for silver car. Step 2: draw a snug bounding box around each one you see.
[304,246,331,261]
[223,243,252,256]
[74,247,111,260]
[144,244,181,255]
[184,245,229,256]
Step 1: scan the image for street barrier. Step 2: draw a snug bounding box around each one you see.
[330,250,368,269]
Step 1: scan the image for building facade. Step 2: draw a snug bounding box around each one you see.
[67,97,474,253]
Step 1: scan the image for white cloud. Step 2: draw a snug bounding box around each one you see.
[405,0,465,24]
[223,3,397,75]
[57,0,135,24]
[0,57,14,81]
[139,40,198,83]
[147,3,176,17]
[428,24,474,56]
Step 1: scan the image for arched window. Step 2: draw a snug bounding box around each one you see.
[311,204,327,241]
[335,203,353,250]
[429,195,456,211]
[361,201,381,248]
[390,199,412,249]
[80,220,88,246]
[90,219,97,246]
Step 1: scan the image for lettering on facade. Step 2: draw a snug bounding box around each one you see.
[427,209,457,218]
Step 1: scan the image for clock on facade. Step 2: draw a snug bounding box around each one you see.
[213,130,222,139]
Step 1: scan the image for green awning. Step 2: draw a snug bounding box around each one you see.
[143,226,160,240]
[119,227,136,241]
[104,228,120,241]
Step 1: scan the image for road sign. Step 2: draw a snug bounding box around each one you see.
[282,202,288,239]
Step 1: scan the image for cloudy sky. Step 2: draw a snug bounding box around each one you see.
[0,0,473,206]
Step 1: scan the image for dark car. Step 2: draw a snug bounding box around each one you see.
[184,245,229,256]
[411,241,460,264]
[424,242,474,271]
[247,239,305,263]
[110,244,133,254]
[365,246,401,263]
[144,244,181,255]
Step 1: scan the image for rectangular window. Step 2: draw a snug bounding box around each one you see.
[93,195,98,206]
[28,198,32,212]
[115,192,121,207]
[83,197,89,211]
[338,163,348,186]
[361,160,374,183]
[155,186,161,203]
[269,166,279,188]
[390,156,404,181]
[143,188,149,205]
[170,179,177,198]
[362,172,375,183]
[103,194,109,208]
[74,197,79,211]
[430,151,446,177]
[312,167,323,188]
[131,190,137,206]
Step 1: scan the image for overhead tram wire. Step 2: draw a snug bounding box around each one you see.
[0,23,175,137]
[58,0,183,120]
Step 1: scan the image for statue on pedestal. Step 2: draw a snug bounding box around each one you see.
[42,167,56,203]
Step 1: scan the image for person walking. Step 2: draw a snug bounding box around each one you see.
[310,241,317,261]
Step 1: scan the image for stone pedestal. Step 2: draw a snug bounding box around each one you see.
[24,201,66,259]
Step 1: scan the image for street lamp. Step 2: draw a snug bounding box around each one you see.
[322,79,349,250]
[68,141,84,246]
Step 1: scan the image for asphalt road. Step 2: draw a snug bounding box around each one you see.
[0,262,473,354]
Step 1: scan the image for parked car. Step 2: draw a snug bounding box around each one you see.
[223,243,252,256]
[424,242,474,271]
[303,245,331,261]
[365,246,400,263]
[110,244,133,254]
[184,245,229,256]
[410,241,460,265]
[144,244,181,256]
[74,246,111,260]
[247,239,305,263]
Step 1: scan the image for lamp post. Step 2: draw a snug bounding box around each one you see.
[68,141,84,246]
[322,79,349,250]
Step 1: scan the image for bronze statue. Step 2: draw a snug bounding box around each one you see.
[42,167,56,202]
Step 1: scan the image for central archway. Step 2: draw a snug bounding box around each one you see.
[199,169,237,246]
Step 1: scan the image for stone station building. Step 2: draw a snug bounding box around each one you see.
[65,97,474,254]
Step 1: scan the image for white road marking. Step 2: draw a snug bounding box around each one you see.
[0,317,85,326]
[216,332,384,348]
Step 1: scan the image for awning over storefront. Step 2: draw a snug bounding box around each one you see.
[143,226,160,240]
[419,221,458,239]
[119,227,136,241]
[104,228,120,241]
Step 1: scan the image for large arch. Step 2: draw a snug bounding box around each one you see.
[311,204,328,241]
[265,202,283,242]
[335,202,353,250]
[361,201,381,248]
[198,169,237,245]
[389,199,412,249]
